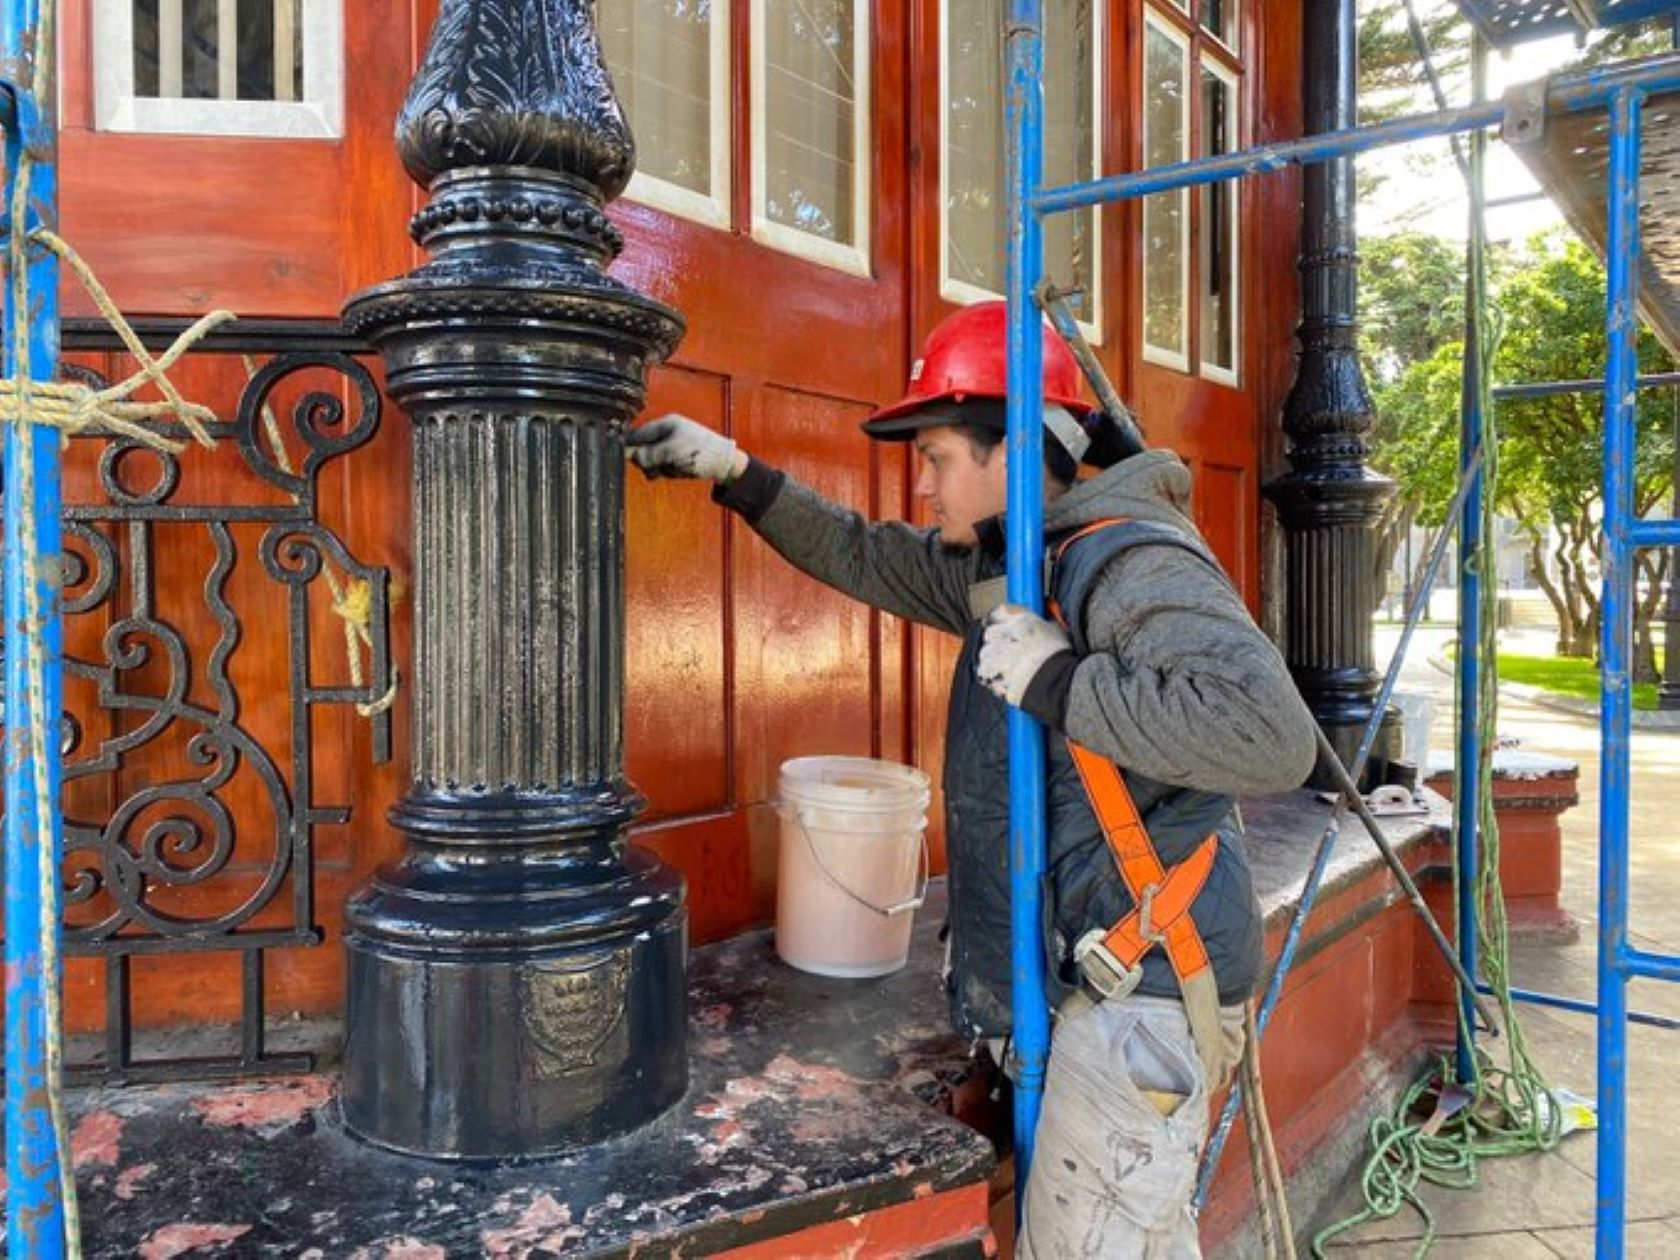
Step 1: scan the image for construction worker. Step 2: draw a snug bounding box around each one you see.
[627,301,1317,1257]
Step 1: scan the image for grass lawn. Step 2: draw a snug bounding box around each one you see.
[1497,652,1661,712]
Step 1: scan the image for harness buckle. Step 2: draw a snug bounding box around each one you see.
[1073,928,1144,1003]
[1136,882,1166,946]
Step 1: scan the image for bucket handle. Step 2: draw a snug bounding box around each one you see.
[775,800,930,918]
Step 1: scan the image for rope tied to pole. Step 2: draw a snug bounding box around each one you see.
[2,228,231,451]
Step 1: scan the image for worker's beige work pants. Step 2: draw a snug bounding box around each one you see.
[1016,993,1244,1260]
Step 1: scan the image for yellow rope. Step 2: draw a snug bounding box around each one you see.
[241,354,398,717]
[0,233,230,453]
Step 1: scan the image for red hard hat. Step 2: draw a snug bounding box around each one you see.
[863,300,1091,434]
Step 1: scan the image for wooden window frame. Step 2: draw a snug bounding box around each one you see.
[1140,0,1245,383]
[1199,55,1240,385]
[92,0,344,139]
[748,0,873,277]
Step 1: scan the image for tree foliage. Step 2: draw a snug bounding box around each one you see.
[1364,231,1677,673]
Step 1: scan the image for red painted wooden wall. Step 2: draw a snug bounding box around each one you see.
[49,0,1301,1030]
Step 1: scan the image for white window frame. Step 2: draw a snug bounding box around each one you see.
[1140,9,1190,372]
[937,0,1104,341]
[618,0,734,230]
[749,0,872,277]
[1199,56,1240,385]
[93,0,343,139]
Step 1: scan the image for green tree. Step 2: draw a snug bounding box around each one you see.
[1493,237,1675,670]
[1366,232,1677,674]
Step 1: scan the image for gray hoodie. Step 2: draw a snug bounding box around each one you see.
[714,448,1318,1033]
[715,449,1317,799]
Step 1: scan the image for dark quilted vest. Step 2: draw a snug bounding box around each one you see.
[941,521,1264,1039]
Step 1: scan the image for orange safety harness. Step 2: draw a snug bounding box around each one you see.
[1048,520,1227,1072]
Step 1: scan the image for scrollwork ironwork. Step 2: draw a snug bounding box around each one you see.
[3,323,391,1083]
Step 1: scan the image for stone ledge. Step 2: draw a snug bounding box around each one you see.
[33,793,1453,1258]
[47,906,996,1259]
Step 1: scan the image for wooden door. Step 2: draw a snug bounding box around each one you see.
[608,0,916,942]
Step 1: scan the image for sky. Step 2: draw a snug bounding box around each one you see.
[1359,28,1582,244]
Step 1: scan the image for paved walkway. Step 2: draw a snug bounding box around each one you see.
[1317,625,1680,1258]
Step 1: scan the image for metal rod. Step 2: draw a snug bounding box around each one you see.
[1004,0,1050,1205]
[1622,945,1680,983]
[1400,0,1471,185]
[1195,443,1486,1209]
[1453,29,1490,1089]
[1476,982,1680,1031]
[1033,58,1680,216]
[1034,282,1147,458]
[1,0,67,1248]
[1596,84,1644,1260]
[1494,371,1680,399]
[1486,191,1549,210]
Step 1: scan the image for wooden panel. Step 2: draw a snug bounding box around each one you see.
[57,0,419,317]
[1193,459,1250,598]
[733,385,881,801]
[626,365,731,821]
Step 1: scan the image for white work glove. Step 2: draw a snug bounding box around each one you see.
[626,414,748,483]
[977,604,1073,706]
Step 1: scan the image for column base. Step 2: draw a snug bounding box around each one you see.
[341,816,688,1160]
[1309,704,1401,793]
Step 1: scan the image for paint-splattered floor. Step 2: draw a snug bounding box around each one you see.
[35,893,997,1258]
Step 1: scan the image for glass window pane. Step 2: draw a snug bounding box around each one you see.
[1199,0,1234,47]
[946,0,1005,292]
[946,0,1096,309]
[761,0,858,245]
[1143,21,1187,361]
[600,0,717,198]
[1044,0,1097,315]
[1201,66,1237,374]
[132,0,303,102]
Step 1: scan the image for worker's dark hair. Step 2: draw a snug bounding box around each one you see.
[954,420,1079,487]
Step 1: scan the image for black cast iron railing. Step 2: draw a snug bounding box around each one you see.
[2,316,391,1084]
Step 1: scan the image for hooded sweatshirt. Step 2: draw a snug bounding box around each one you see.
[714,449,1318,1034]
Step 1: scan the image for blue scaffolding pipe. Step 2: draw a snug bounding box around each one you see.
[1,0,67,1252]
[1494,371,1680,399]
[1003,0,1050,1203]
[1628,518,1680,548]
[1477,983,1680,1032]
[1598,85,1643,1260]
[1031,60,1680,218]
[1453,30,1490,1089]
[1001,42,1680,1236]
[1625,946,1680,983]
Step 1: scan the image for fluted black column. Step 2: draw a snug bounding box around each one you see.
[338,0,688,1158]
[1265,0,1397,788]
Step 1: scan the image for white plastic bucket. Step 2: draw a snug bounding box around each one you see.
[775,756,931,978]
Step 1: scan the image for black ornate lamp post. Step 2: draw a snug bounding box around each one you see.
[1265,0,1397,787]
[339,0,689,1158]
